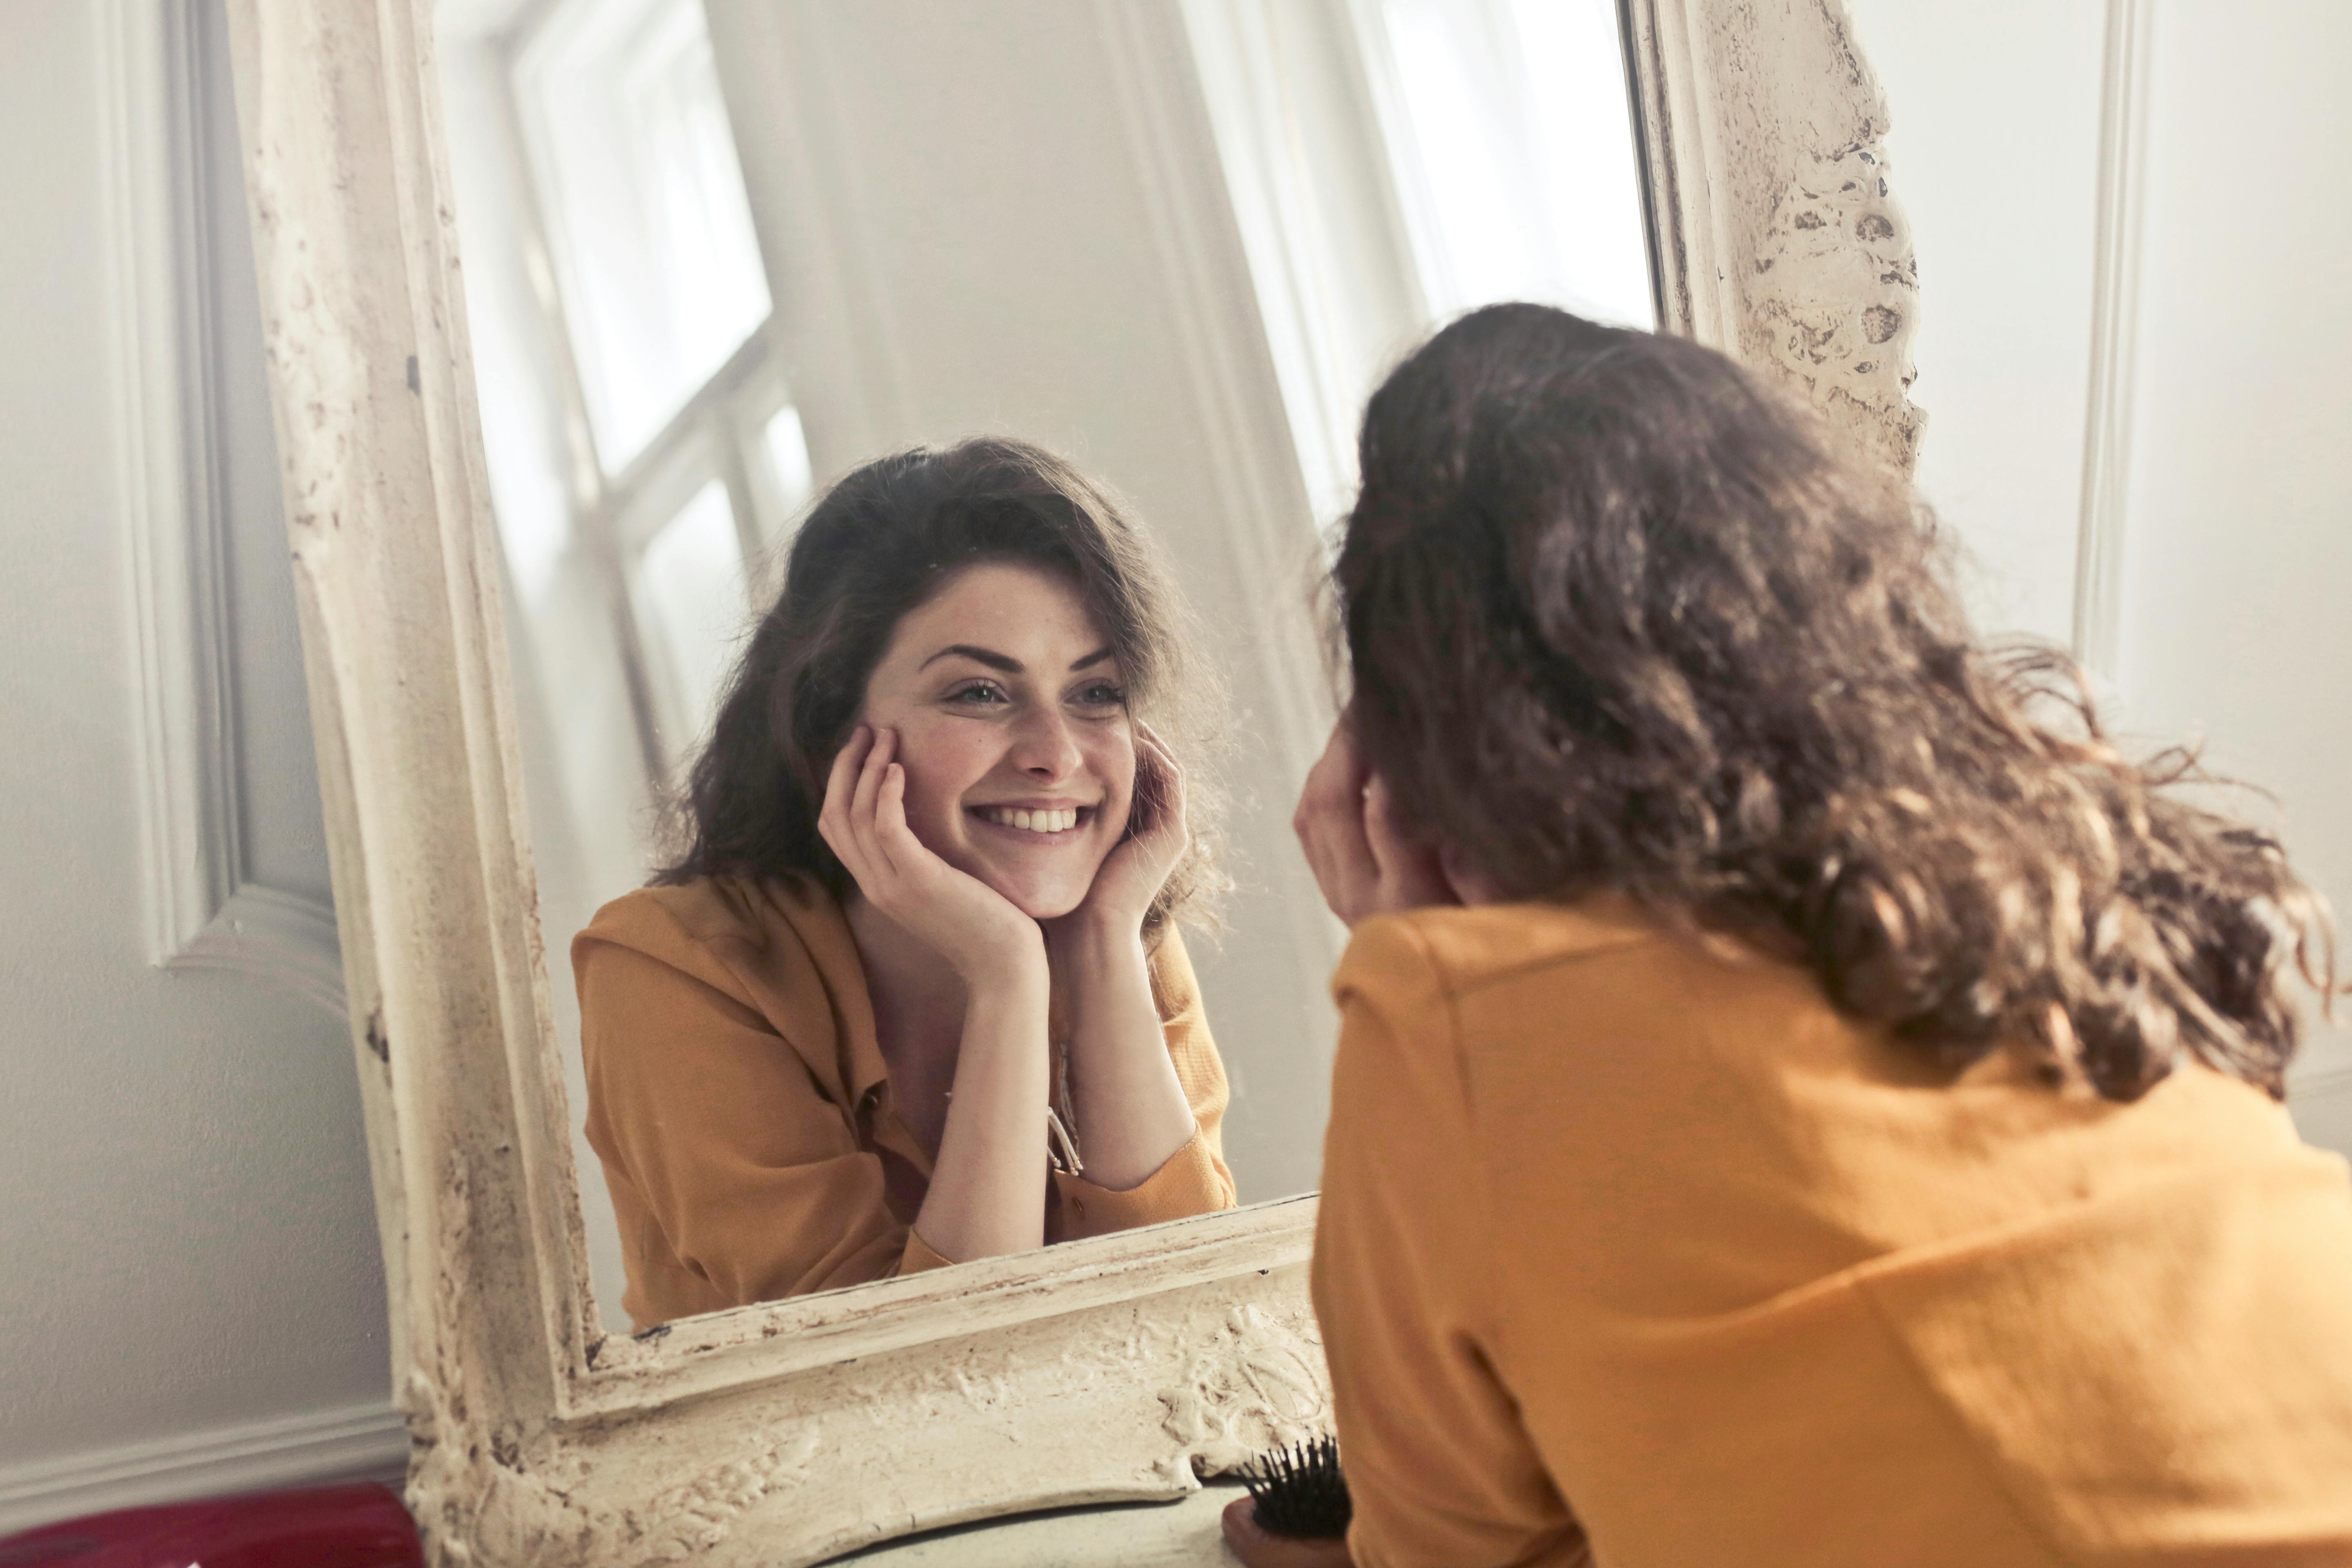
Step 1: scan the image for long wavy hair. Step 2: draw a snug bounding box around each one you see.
[658,436,1223,942]
[1339,303,2334,1100]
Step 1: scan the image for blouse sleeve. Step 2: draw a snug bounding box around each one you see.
[1312,916,1591,1568]
[1050,925,1240,1239]
[576,927,946,1322]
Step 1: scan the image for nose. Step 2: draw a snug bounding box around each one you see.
[1007,704,1084,782]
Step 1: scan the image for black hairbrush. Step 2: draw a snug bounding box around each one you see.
[1240,1433,1352,1540]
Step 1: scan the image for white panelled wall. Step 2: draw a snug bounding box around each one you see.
[0,0,398,1533]
[2,0,2348,1534]
[1846,0,2352,1147]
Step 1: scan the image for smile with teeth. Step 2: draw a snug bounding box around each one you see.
[976,806,1085,834]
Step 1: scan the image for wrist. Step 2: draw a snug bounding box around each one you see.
[1047,905,1148,964]
[954,922,1051,995]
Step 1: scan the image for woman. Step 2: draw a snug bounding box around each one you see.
[574,438,1236,1332]
[1260,305,2352,1566]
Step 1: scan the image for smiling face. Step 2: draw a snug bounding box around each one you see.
[855,559,1135,920]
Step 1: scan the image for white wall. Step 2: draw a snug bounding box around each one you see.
[1843,0,2108,648]
[2115,0,2352,1130]
[0,0,396,1534]
[1847,0,2352,1143]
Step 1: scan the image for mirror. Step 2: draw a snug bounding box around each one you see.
[431,0,1657,1334]
[224,0,1918,1555]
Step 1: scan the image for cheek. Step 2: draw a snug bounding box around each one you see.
[890,719,1001,834]
[1089,728,1138,828]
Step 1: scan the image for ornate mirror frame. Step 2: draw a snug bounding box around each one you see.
[222,0,1921,1562]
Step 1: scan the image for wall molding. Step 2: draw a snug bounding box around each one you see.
[2071,0,2153,682]
[103,0,343,1017]
[1095,0,1349,996]
[0,1400,407,1536]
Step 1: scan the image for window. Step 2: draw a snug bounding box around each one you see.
[447,0,815,782]
[512,0,773,470]
[632,478,749,750]
[1355,0,1655,330]
[1184,0,1655,527]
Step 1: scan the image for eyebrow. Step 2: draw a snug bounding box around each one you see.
[919,644,1117,674]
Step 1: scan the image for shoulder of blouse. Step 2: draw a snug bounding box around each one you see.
[573,873,842,975]
[1144,921,1203,1023]
[571,873,869,1099]
[1334,895,1664,1011]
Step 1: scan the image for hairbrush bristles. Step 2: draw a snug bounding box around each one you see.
[1241,1433,1352,1540]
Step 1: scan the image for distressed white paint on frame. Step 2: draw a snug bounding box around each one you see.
[109,0,344,1018]
[1629,0,1927,479]
[218,0,1924,1561]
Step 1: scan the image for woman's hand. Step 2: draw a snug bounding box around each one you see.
[1039,721,1199,1191]
[1051,720,1188,939]
[1293,710,1461,929]
[819,726,1045,981]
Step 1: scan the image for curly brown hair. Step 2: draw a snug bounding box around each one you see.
[658,436,1225,943]
[1339,303,2334,1100]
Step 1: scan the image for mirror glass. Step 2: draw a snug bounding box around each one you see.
[433,0,1655,1334]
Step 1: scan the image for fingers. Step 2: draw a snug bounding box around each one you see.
[849,728,900,878]
[1294,720,1380,924]
[1361,775,1416,874]
[850,726,892,825]
[820,726,906,892]
[1129,721,1187,847]
[873,758,927,879]
[819,726,875,877]
[1294,712,1459,925]
[850,737,952,895]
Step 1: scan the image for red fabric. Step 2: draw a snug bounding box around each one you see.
[0,1482,420,1568]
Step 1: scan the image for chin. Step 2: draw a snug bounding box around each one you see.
[925,817,1116,922]
[953,846,1108,924]
[980,873,1091,923]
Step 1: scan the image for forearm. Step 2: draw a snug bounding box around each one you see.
[1052,917,1199,1190]
[913,965,1052,1263]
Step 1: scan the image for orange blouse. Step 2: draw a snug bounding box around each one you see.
[573,873,1236,1331]
[1313,897,2352,1568]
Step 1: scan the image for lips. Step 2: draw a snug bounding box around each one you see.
[973,805,1085,834]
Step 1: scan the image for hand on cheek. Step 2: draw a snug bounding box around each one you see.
[1052,721,1184,937]
[818,726,1046,980]
[1292,714,1460,929]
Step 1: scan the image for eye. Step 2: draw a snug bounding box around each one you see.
[1073,681,1126,709]
[947,680,1009,707]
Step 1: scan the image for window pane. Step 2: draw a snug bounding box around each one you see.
[632,479,748,760]
[515,0,773,470]
[762,404,815,519]
[1183,0,1655,535]
[1373,0,1655,328]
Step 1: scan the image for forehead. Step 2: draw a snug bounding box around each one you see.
[881,560,1110,668]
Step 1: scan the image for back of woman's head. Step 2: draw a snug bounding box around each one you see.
[660,435,1221,938]
[1340,301,2333,1099]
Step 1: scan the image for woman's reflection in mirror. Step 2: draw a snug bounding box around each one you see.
[573,438,1235,1332]
[1241,305,2352,1567]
